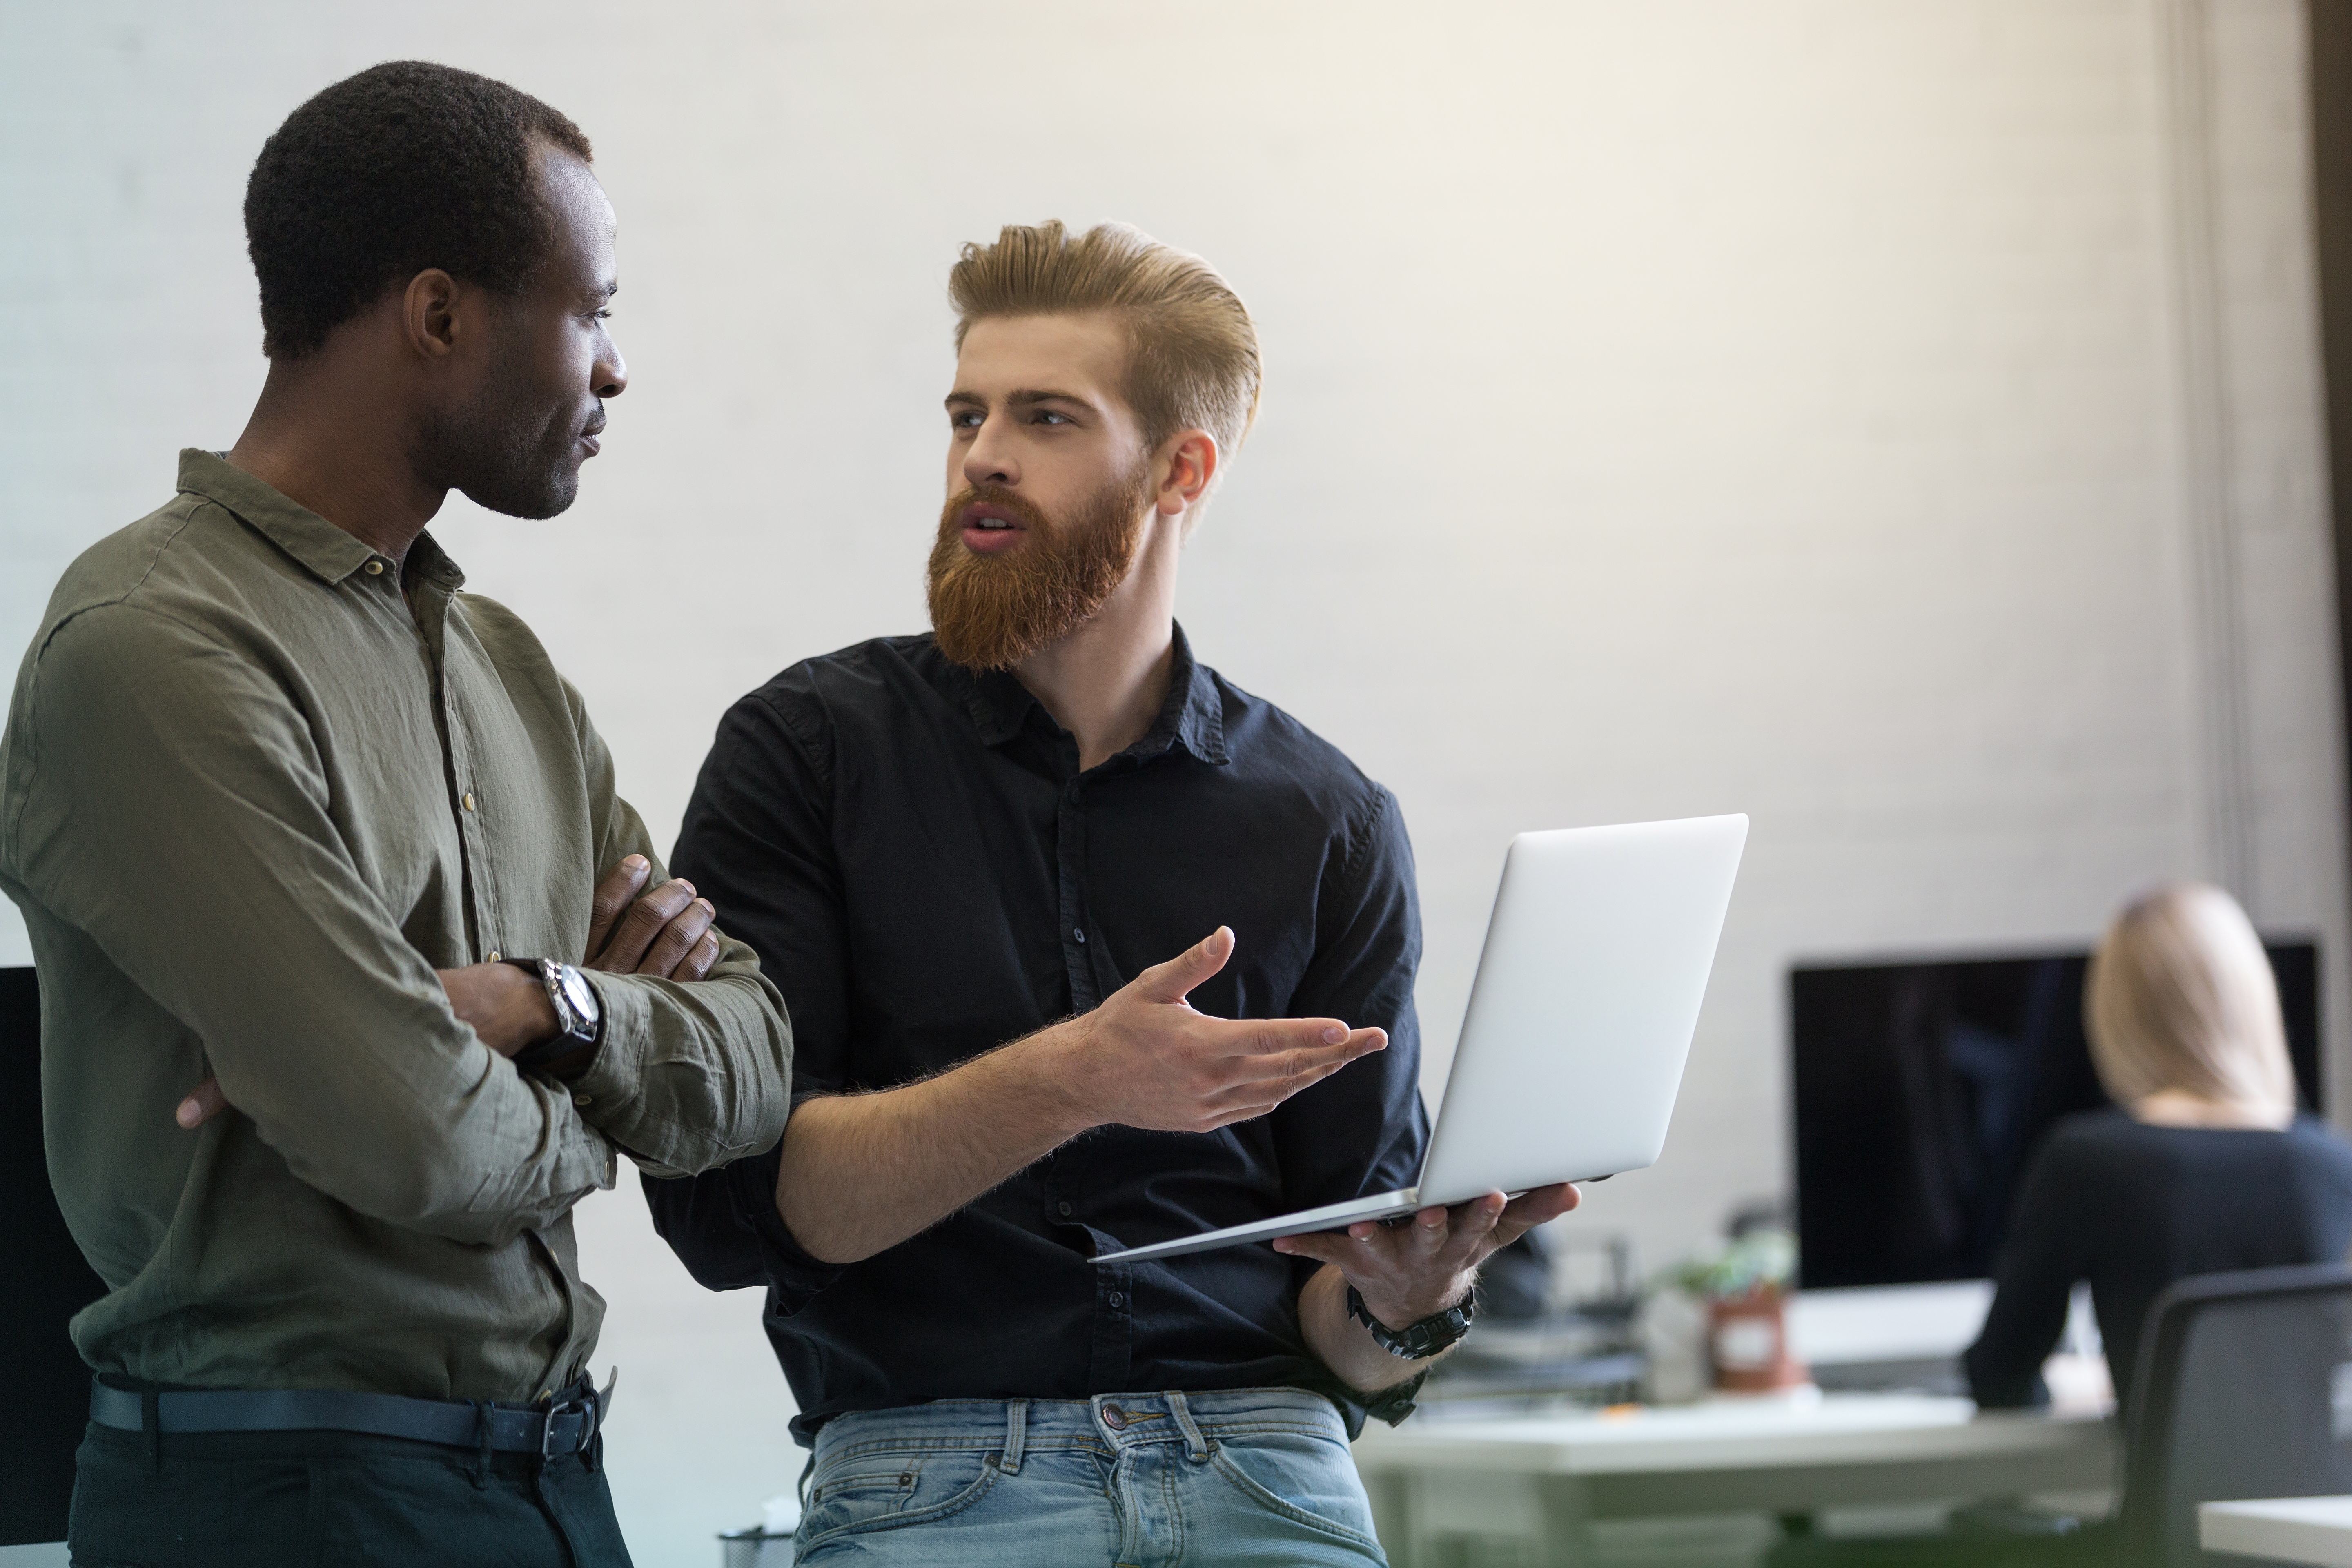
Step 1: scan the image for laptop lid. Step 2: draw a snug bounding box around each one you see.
[1413,814,1748,1206]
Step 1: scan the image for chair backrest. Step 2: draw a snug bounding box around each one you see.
[2121,1262,2352,1567]
[0,966,108,1548]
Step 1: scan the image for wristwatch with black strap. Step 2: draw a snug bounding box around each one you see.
[501,958,603,1076]
[1347,1283,1478,1360]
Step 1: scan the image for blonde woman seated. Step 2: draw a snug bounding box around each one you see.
[1964,883,2352,1412]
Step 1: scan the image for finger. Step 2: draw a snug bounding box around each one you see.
[1223,1024,1383,1086]
[1213,1032,1385,1105]
[1437,1193,1507,1268]
[1411,1203,1454,1261]
[678,929,722,982]
[1270,1230,1365,1267]
[585,855,653,961]
[175,1076,229,1130]
[1128,927,1234,1004]
[590,877,696,972]
[1492,1182,1582,1247]
[639,897,719,978]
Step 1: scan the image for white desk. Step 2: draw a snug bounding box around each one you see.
[1353,1392,2116,1568]
[2201,1498,2352,1566]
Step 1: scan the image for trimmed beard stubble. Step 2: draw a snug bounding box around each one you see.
[927,467,1152,670]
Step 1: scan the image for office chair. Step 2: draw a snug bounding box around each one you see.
[1766,1261,2352,1567]
[2116,1261,2352,1567]
[0,966,109,1548]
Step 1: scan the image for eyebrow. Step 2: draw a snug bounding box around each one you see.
[943,387,1098,411]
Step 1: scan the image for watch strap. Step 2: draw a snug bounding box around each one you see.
[1347,1283,1477,1360]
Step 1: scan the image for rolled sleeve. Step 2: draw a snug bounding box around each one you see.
[555,699,793,1178]
[644,690,845,1298]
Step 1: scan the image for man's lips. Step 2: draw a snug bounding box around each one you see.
[958,501,1028,554]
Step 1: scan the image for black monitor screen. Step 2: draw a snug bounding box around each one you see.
[1790,942,2321,1290]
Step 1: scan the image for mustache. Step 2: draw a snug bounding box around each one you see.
[941,483,1051,535]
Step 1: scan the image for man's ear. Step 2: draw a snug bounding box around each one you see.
[1156,429,1220,515]
[401,268,464,362]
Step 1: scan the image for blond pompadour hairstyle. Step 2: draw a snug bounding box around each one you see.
[948,221,1262,470]
[2085,882,2296,1126]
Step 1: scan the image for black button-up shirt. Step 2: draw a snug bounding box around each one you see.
[645,628,1429,1443]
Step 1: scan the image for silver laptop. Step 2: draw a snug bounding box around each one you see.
[1092,813,1748,1266]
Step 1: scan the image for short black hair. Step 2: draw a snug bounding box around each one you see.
[243,60,594,359]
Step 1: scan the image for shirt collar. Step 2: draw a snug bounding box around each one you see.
[952,621,1230,768]
[175,448,465,590]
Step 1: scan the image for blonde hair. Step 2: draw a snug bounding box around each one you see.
[2085,883,2295,1127]
[948,221,1262,468]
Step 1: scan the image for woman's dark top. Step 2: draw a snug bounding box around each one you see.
[1964,1107,2352,1412]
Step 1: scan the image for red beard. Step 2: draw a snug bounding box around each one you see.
[926,469,1152,670]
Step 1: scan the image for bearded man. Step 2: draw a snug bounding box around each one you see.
[645,223,1576,1565]
[0,63,790,1564]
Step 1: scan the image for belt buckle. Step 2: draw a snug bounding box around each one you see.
[541,1393,593,1462]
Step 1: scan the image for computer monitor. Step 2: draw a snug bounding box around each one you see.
[1790,942,2321,1292]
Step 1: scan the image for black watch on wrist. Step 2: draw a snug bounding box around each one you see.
[502,958,602,1072]
[1347,1283,1477,1360]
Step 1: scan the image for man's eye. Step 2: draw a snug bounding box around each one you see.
[951,411,982,430]
[1033,410,1070,426]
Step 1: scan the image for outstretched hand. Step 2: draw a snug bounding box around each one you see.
[1048,926,1389,1134]
[1274,1183,1582,1331]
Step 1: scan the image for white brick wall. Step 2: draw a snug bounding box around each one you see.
[2,2,2341,1557]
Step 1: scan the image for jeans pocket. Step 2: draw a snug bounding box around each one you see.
[1207,1430,1387,1555]
[797,1449,999,1548]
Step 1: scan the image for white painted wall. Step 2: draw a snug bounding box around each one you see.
[2,1,2341,1560]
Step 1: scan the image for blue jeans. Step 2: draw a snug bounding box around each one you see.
[792,1388,1388,1566]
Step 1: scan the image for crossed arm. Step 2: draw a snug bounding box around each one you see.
[178,854,729,1128]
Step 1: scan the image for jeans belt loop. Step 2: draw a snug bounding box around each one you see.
[1000,1399,1028,1475]
[1166,1390,1211,1463]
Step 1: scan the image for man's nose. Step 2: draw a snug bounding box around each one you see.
[962,416,1017,486]
[595,347,627,400]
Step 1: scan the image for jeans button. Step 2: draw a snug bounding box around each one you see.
[1101,1405,1126,1430]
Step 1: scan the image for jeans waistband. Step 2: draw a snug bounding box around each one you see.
[811,1388,1344,1474]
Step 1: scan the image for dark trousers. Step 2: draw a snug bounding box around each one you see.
[66,1420,633,1567]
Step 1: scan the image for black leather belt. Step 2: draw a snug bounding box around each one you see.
[90,1373,614,1460]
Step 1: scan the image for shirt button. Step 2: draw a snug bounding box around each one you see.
[1107,1291,1125,1310]
[1073,927,1086,944]
[364,559,385,575]
[463,793,477,811]
[486,951,501,963]
[574,1092,594,1107]
[1057,1202,1073,1218]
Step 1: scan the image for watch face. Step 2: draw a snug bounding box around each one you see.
[557,966,598,1025]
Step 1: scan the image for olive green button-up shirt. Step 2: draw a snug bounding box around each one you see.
[0,450,792,1403]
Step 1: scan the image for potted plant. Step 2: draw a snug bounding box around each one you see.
[1672,1227,1807,1393]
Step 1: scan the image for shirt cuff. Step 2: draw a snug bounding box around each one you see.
[562,970,647,1114]
[728,1142,849,1312]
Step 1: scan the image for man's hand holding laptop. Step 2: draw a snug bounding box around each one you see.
[1274,1183,1581,1348]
